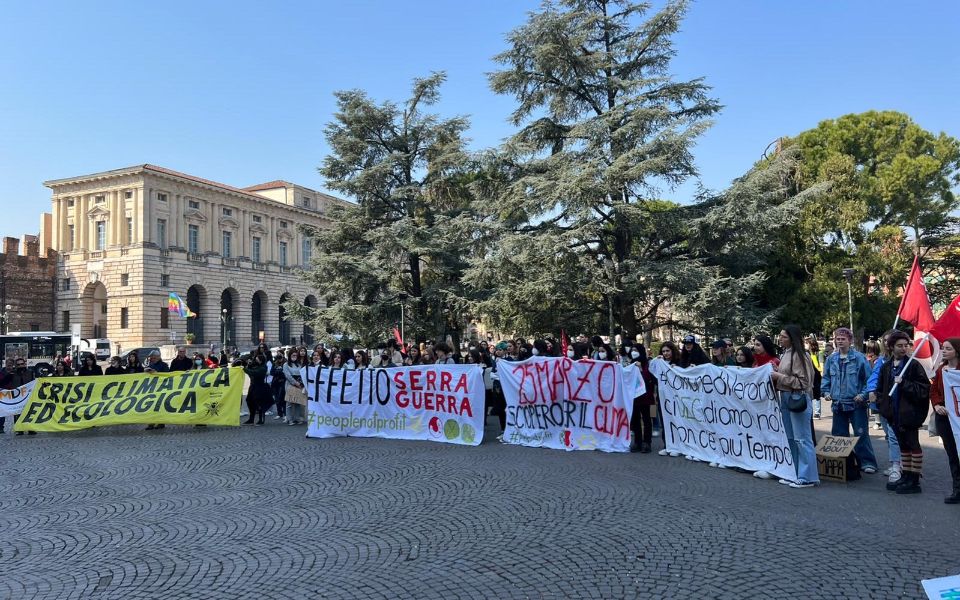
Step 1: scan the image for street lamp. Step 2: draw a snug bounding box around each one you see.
[842,268,856,334]
[220,308,229,347]
[397,293,408,343]
[0,304,11,334]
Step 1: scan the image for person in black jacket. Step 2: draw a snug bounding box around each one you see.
[124,352,144,373]
[169,347,192,372]
[77,355,103,376]
[104,356,125,375]
[679,335,710,368]
[876,330,931,494]
[243,353,270,426]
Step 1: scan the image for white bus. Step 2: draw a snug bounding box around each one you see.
[0,331,72,377]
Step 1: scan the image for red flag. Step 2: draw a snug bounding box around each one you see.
[392,327,404,348]
[560,329,570,356]
[897,256,936,330]
[931,294,960,342]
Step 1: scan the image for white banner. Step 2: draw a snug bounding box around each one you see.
[497,357,644,452]
[648,359,795,480]
[0,380,36,418]
[304,365,485,446]
[942,370,960,456]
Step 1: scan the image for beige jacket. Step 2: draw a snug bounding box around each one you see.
[774,348,814,393]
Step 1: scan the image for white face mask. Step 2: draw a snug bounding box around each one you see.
[598,352,607,360]
[630,351,640,359]
[194,359,203,366]
[532,348,540,356]
[566,350,575,358]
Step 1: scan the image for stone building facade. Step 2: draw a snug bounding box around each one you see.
[44,164,350,351]
[0,236,57,333]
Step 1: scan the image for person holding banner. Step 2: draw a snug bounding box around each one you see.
[8,357,36,436]
[283,349,307,425]
[628,345,655,454]
[734,346,755,368]
[752,335,780,368]
[771,326,819,488]
[822,327,878,474]
[77,354,103,377]
[242,353,270,426]
[680,335,709,368]
[875,331,931,494]
[105,356,125,375]
[928,338,960,503]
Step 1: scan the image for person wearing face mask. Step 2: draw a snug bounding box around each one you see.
[594,341,615,362]
[532,339,548,357]
[875,331,931,494]
[629,345,655,453]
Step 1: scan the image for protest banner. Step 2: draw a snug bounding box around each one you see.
[942,370,960,456]
[14,368,243,432]
[304,364,485,446]
[496,357,644,452]
[647,360,795,480]
[0,380,36,418]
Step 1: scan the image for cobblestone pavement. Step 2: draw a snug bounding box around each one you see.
[2,413,958,600]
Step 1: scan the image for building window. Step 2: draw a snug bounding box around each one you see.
[160,307,169,329]
[101,304,108,315]
[280,221,288,229]
[96,221,106,250]
[157,219,167,249]
[252,215,261,223]
[62,311,70,331]
[121,273,129,286]
[161,274,170,287]
[61,278,71,291]
[189,200,200,209]
[126,217,133,243]
[279,241,288,267]
[252,237,261,263]
[301,238,312,266]
[158,193,168,202]
[125,190,133,199]
[29,323,39,331]
[222,207,233,217]
[303,196,312,208]
[188,224,199,254]
[121,307,129,329]
[68,224,75,250]
[95,195,105,204]
[222,231,232,258]
[67,198,75,208]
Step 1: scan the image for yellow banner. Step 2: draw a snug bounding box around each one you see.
[14,367,243,432]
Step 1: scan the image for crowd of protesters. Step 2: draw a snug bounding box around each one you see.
[4,326,958,504]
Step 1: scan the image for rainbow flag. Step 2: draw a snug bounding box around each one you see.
[168,293,196,318]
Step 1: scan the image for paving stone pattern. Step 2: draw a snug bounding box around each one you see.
[2,418,958,599]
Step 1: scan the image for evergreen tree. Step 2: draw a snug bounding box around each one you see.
[296,73,476,345]
[469,0,816,340]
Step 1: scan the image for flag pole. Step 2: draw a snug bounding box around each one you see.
[888,332,932,396]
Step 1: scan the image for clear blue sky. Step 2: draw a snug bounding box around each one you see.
[1,1,958,240]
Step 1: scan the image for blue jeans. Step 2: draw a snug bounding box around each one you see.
[831,406,878,470]
[780,392,820,484]
[879,415,901,465]
[813,397,822,415]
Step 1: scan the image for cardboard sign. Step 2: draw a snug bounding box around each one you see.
[816,435,861,482]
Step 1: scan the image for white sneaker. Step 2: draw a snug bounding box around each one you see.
[658,449,670,456]
[753,470,773,480]
[265,411,273,416]
[888,469,902,484]
[716,464,726,469]
[496,434,505,443]
[668,451,680,458]
[273,415,282,420]
[778,478,794,485]
[240,411,249,417]
[789,481,817,488]
[709,462,719,468]
[882,466,893,476]
[862,466,877,474]
[652,430,661,438]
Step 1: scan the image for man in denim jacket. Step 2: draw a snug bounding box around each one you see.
[821,327,878,473]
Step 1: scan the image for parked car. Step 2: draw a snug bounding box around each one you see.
[120,347,161,364]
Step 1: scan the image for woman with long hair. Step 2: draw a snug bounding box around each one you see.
[404,346,424,366]
[283,348,307,425]
[771,325,819,488]
[876,331,931,494]
[931,337,960,503]
[270,353,287,422]
[866,330,902,487]
[52,360,74,377]
[752,335,780,367]
[659,342,680,366]
[628,344,655,454]
[77,354,103,376]
[124,352,144,373]
[679,335,710,368]
[329,352,344,368]
[734,346,755,368]
[242,353,270,426]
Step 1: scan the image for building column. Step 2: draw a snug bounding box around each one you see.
[51,198,61,250]
[79,194,89,250]
[172,195,181,248]
[209,202,218,253]
[133,189,143,244]
[240,209,248,257]
[110,191,121,246]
